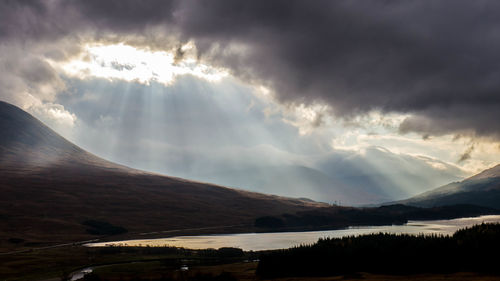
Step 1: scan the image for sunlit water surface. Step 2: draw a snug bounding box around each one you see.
[87,215,500,251]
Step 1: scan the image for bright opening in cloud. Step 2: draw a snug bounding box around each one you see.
[57,43,228,85]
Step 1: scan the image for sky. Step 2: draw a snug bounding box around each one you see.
[1,0,499,205]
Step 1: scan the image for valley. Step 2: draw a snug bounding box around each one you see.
[1,101,500,280]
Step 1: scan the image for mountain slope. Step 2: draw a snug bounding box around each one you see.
[396,165,500,209]
[191,165,372,205]
[0,101,325,248]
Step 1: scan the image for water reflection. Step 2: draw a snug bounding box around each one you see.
[87,215,500,251]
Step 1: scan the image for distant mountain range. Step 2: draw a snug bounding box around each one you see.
[392,164,500,209]
[182,151,464,206]
[191,165,368,205]
[0,101,325,248]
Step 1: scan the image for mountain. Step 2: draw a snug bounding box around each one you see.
[114,145,463,207]
[0,101,325,248]
[162,149,464,207]
[190,164,411,206]
[190,165,377,206]
[395,164,500,209]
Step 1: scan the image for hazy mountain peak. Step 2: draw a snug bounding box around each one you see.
[394,163,500,209]
[468,164,500,181]
[0,100,131,171]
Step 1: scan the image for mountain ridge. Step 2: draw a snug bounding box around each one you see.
[392,164,500,209]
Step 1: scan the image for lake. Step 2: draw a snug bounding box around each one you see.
[87,215,500,251]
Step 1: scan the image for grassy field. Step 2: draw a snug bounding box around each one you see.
[93,262,500,281]
[91,262,500,281]
[2,244,500,281]
[0,244,256,281]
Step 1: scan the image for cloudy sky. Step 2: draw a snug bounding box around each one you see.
[1,0,499,204]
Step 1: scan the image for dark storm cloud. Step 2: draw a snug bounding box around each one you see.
[0,0,178,43]
[2,0,500,138]
[458,145,475,163]
[0,0,72,41]
[399,104,500,139]
[171,0,500,139]
[71,0,178,32]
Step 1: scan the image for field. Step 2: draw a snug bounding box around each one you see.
[2,246,500,281]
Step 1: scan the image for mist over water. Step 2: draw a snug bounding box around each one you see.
[88,215,500,251]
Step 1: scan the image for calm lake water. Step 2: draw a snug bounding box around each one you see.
[87,215,500,251]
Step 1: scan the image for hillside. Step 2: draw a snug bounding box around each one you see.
[395,165,500,209]
[0,101,325,250]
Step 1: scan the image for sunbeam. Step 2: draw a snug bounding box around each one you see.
[15,38,497,205]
